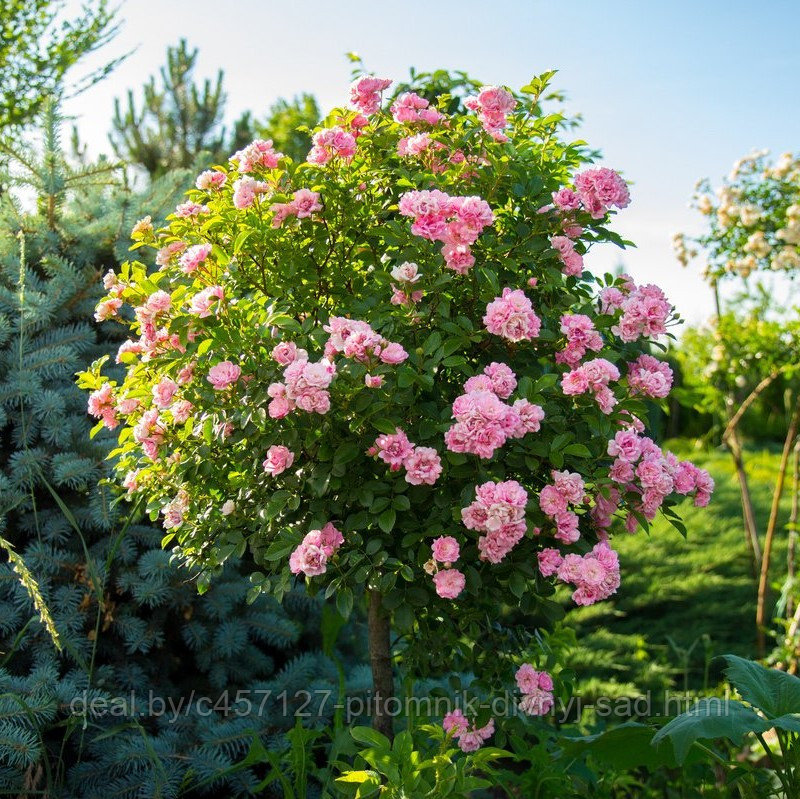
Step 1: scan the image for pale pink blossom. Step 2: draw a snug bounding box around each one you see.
[349,76,392,114]
[232,139,283,172]
[195,170,227,190]
[263,445,295,476]
[403,447,443,485]
[433,568,466,599]
[374,429,414,470]
[207,361,241,390]
[483,288,541,342]
[152,378,178,409]
[432,536,460,564]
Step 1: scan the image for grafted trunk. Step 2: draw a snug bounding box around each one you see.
[367,589,394,740]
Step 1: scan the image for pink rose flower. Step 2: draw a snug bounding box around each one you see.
[152,378,178,409]
[483,288,541,342]
[379,342,408,364]
[433,568,466,599]
[431,536,460,564]
[263,445,295,476]
[207,361,241,390]
[403,446,443,485]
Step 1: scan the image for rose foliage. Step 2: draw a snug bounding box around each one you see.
[80,71,713,702]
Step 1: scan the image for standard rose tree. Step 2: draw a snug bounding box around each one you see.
[675,150,799,654]
[80,72,712,739]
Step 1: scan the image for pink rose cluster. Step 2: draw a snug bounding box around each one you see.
[323,316,408,366]
[263,444,295,477]
[461,480,529,564]
[126,291,182,357]
[398,190,494,274]
[94,296,122,321]
[561,357,620,414]
[627,354,674,398]
[607,429,714,524]
[232,176,270,210]
[270,188,323,228]
[445,364,544,460]
[179,243,212,274]
[349,76,392,115]
[550,235,584,276]
[390,92,443,126]
[483,287,542,342]
[556,314,603,366]
[539,470,586,544]
[602,280,672,343]
[389,261,424,306]
[174,201,209,218]
[132,408,165,460]
[289,522,344,577]
[397,131,437,158]
[231,139,283,172]
[538,541,621,606]
[515,665,555,716]
[155,241,187,268]
[370,428,443,486]
[195,170,226,191]
[189,285,223,318]
[152,377,178,409]
[442,708,495,753]
[116,318,184,364]
[207,360,241,390]
[307,127,357,165]
[162,489,189,530]
[268,356,336,418]
[429,536,465,599]
[465,86,517,140]
[88,383,118,430]
[573,167,631,219]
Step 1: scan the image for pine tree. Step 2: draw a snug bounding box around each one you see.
[0,104,364,797]
[109,39,227,179]
[0,0,122,133]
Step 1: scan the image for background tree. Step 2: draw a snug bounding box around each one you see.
[676,150,800,655]
[0,0,121,133]
[251,93,320,163]
[109,39,227,178]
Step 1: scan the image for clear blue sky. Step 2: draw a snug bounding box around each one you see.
[63,0,800,325]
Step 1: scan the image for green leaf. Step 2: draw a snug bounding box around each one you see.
[392,495,411,511]
[378,509,396,533]
[396,366,416,388]
[336,587,354,620]
[562,722,678,770]
[336,770,379,784]
[652,699,769,763]
[263,539,295,561]
[533,373,559,391]
[350,726,390,751]
[508,571,526,599]
[723,654,800,718]
[373,418,400,435]
[563,443,592,458]
[423,331,442,355]
[334,441,362,465]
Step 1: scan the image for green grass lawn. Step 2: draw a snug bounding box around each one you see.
[567,440,792,693]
